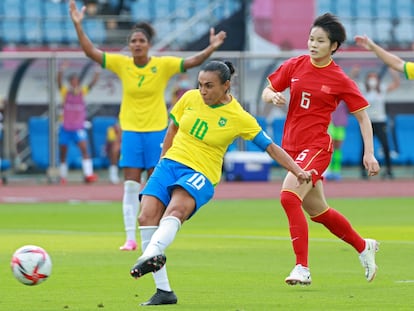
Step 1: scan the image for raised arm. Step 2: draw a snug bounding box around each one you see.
[57,64,67,89]
[69,0,104,66]
[88,67,101,90]
[182,28,226,70]
[354,35,405,73]
[386,68,401,92]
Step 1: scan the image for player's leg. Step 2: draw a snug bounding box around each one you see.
[134,159,178,305]
[108,140,120,184]
[375,122,393,179]
[120,168,141,251]
[139,225,177,305]
[131,164,214,305]
[280,173,313,285]
[304,182,379,281]
[280,148,323,285]
[58,127,69,184]
[119,131,144,251]
[76,129,97,183]
[131,190,196,278]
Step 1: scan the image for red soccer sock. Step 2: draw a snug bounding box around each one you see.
[311,208,365,253]
[280,190,309,267]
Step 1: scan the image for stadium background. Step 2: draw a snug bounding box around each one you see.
[1,0,414,183]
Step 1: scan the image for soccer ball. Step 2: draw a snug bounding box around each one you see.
[10,245,52,286]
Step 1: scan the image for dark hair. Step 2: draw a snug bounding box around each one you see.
[68,73,79,81]
[128,22,155,43]
[311,13,346,54]
[201,60,235,83]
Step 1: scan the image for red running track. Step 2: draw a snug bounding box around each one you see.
[0,179,413,203]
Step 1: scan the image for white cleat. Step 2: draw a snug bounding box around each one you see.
[285,264,312,286]
[359,238,379,282]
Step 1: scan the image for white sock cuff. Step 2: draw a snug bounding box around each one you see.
[124,180,140,192]
[82,158,94,176]
[59,163,68,178]
[160,216,182,231]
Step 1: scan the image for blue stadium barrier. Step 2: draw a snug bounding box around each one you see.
[341,115,363,166]
[394,114,414,164]
[0,129,11,172]
[1,159,11,171]
[28,117,53,169]
[28,117,102,170]
[271,117,285,146]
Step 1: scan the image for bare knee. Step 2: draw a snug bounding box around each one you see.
[138,197,165,226]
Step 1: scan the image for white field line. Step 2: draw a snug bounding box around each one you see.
[1,230,414,245]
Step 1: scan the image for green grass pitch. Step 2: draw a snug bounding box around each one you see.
[0,197,413,310]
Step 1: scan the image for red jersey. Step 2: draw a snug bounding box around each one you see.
[267,55,368,152]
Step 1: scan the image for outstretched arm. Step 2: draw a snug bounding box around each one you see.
[354,35,405,73]
[69,0,104,65]
[182,28,227,70]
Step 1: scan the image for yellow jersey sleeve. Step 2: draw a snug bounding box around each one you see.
[60,86,68,102]
[404,61,414,80]
[103,53,184,132]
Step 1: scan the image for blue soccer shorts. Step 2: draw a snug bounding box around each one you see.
[59,126,88,146]
[119,129,167,169]
[140,158,215,219]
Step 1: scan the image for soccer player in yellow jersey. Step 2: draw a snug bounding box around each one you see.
[106,122,121,184]
[355,34,414,79]
[69,0,226,254]
[129,60,315,305]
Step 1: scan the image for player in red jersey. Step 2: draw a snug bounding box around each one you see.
[262,13,381,285]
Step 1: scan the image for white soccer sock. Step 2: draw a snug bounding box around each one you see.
[82,158,93,176]
[140,226,172,292]
[123,180,140,241]
[109,165,120,183]
[59,163,68,179]
[142,216,181,257]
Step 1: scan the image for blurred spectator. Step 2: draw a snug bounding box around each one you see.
[325,101,348,181]
[356,67,400,179]
[169,73,192,109]
[106,121,121,184]
[57,62,100,184]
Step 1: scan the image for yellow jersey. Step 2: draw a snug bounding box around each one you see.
[167,89,262,185]
[103,53,184,131]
